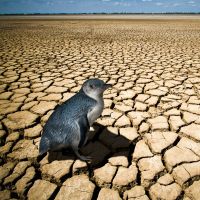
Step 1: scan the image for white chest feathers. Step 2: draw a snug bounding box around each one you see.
[87,99,104,126]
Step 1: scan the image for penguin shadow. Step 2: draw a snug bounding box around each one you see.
[47,122,136,167]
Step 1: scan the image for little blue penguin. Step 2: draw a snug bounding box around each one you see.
[39,78,112,161]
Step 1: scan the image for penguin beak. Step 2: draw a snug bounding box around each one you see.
[104,83,112,90]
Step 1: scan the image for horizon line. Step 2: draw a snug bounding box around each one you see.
[1,12,200,15]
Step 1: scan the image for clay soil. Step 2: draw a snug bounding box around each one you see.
[0,16,200,200]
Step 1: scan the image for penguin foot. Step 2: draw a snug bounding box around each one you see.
[73,148,92,161]
[78,155,92,161]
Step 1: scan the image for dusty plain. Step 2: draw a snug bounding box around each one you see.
[0,16,200,200]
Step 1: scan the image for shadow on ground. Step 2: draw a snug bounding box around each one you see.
[46,122,136,168]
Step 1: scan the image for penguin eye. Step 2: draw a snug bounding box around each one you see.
[90,84,95,89]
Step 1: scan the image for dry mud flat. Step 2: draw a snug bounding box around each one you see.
[0,18,200,200]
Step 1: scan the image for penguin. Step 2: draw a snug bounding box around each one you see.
[39,78,112,161]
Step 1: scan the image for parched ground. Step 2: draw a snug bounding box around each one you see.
[0,18,200,200]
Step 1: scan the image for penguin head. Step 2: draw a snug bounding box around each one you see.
[82,78,112,99]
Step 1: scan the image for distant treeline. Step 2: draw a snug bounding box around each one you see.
[1,12,200,15]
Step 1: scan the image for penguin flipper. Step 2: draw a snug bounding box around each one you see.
[78,115,90,148]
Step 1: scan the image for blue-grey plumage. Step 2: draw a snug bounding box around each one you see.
[39,78,112,161]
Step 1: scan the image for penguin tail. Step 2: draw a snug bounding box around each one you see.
[39,137,49,155]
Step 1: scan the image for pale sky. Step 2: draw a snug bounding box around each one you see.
[0,0,199,14]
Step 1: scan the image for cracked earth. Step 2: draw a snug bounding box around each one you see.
[0,18,200,200]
